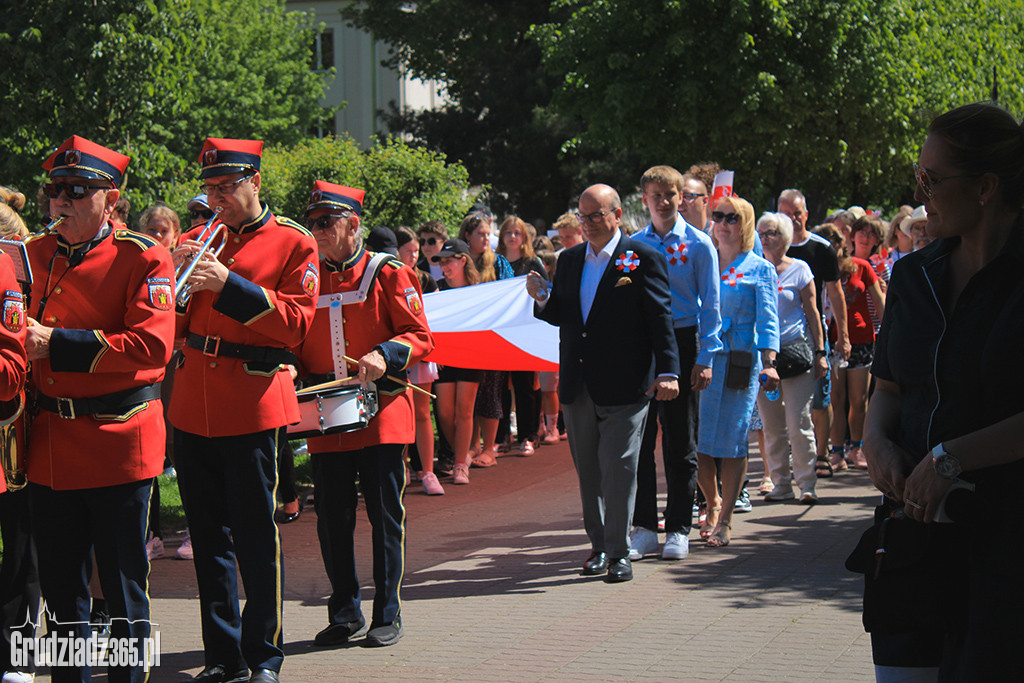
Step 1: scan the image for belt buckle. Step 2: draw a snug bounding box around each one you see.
[56,397,76,420]
[202,336,221,357]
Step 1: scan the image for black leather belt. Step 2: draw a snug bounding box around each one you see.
[186,333,297,366]
[36,383,162,420]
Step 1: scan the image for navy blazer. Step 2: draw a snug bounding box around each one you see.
[536,233,679,406]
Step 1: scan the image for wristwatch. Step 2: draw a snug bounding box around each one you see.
[814,349,827,357]
[931,442,962,480]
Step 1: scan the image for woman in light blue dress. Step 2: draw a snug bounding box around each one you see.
[698,195,780,547]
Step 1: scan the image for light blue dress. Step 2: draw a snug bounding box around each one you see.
[698,250,780,458]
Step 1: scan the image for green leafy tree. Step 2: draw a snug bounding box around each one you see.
[532,0,1024,216]
[342,0,579,221]
[0,0,329,218]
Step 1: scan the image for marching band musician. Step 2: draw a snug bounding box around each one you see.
[169,138,318,683]
[295,182,433,649]
[0,218,31,683]
[25,135,175,682]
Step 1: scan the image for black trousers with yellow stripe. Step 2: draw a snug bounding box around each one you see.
[30,479,153,683]
[175,428,283,674]
[312,443,406,628]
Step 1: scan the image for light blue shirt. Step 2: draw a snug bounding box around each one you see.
[718,250,780,355]
[634,216,723,367]
[580,229,621,323]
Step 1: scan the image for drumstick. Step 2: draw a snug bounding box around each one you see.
[343,355,437,398]
[298,361,437,399]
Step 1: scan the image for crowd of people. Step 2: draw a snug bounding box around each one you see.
[0,100,1019,682]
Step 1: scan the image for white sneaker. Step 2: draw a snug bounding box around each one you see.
[3,671,34,683]
[420,471,445,496]
[800,490,818,505]
[176,532,194,560]
[146,535,165,561]
[764,486,795,501]
[627,526,659,560]
[661,532,689,560]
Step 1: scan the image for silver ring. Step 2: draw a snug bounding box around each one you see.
[906,499,923,510]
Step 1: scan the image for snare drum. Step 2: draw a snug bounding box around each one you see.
[290,384,379,438]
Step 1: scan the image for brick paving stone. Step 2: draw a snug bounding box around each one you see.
[30,435,878,682]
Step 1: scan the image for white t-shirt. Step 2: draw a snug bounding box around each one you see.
[776,258,814,344]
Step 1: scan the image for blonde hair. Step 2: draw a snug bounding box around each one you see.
[713,195,756,252]
[137,203,180,239]
[0,187,29,239]
[496,215,536,260]
[640,165,684,193]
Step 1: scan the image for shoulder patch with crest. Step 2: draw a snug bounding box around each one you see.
[301,263,319,297]
[147,276,173,310]
[2,290,24,332]
[405,290,423,315]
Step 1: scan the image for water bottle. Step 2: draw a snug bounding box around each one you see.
[760,374,779,401]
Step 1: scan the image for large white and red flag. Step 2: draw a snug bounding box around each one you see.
[423,275,559,371]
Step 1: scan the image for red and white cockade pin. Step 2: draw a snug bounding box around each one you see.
[616,251,640,272]
[722,267,745,287]
[666,243,688,265]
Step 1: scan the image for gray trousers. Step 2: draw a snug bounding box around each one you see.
[562,387,650,558]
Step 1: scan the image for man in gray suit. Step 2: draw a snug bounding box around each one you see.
[527,184,680,582]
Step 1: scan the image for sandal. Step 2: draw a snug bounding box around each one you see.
[471,451,498,468]
[815,457,834,478]
[829,448,848,473]
[700,505,721,540]
[706,522,732,548]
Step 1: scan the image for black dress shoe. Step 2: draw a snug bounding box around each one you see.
[190,665,249,683]
[314,618,367,646]
[249,670,280,683]
[605,557,633,583]
[580,551,608,576]
[274,498,303,524]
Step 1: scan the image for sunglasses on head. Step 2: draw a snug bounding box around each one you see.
[419,236,439,246]
[43,182,107,200]
[189,208,215,222]
[306,213,349,231]
[711,211,741,225]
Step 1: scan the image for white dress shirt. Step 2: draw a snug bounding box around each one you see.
[580,229,621,324]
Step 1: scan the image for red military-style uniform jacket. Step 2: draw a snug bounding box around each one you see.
[26,227,175,490]
[295,247,434,454]
[0,251,29,494]
[169,204,319,437]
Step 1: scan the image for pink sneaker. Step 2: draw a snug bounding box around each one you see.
[452,463,470,485]
[420,472,445,495]
[519,440,535,456]
[542,426,560,444]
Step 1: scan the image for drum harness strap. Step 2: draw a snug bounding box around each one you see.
[313,252,396,383]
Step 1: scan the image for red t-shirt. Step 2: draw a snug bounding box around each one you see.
[830,256,878,344]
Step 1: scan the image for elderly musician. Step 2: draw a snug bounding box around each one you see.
[295,182,433,648]
[169,139,318,683]
[25,135,175,682]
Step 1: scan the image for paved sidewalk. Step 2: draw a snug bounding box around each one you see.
[40,438,879,682]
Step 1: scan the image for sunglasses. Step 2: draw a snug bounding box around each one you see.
[681,192,707,201]
[189,208,215,222]
[43,182,107,200]
[711,211,741,225]
[306,213,349,231]
[913,162,980,200]
[419,236,439,246]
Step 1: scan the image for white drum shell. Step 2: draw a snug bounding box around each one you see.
[290,386,379,439]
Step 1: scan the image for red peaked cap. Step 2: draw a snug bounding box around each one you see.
[42,135,130,186]
[198,137,263,179]
[306,180,365,216]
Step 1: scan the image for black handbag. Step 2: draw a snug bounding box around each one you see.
[776,336,813,379]
[725,350,752,390]
[846,504,967,633]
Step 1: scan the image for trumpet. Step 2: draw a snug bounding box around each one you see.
[175,208,225,307]
[0,394,26,492]
[43,216,66,234]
